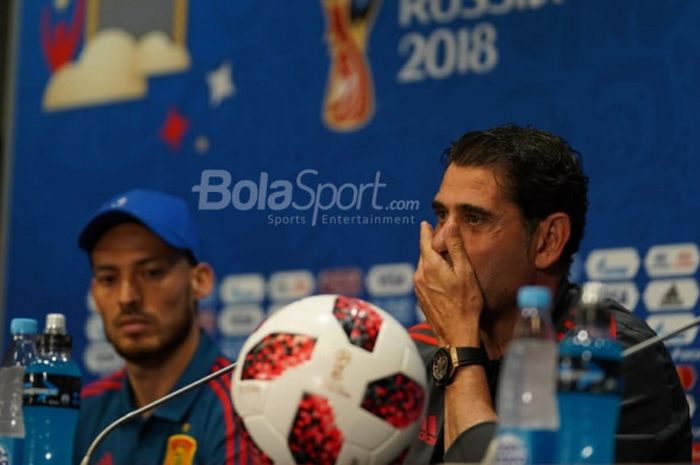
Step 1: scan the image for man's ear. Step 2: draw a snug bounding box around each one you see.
[190,262,215,300]
[533,212,571,270]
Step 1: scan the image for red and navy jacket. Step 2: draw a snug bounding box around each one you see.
[405,281,691,464]
[73,331,255,465]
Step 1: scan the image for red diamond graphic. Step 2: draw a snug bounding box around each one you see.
[159,107,189,151]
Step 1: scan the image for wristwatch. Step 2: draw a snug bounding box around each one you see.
[431,345,487,386]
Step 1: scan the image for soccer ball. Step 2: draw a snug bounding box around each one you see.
[231,295,427,465]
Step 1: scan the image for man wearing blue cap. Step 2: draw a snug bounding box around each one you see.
[73,189,250,465]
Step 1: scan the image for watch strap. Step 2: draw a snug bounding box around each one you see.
[432,345,489,387]
[452,346,488,368]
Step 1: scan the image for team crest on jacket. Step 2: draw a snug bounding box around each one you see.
[163,434,197,465]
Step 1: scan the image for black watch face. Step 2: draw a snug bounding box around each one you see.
[432,349,450,384]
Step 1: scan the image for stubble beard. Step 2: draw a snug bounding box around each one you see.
[108,305,196,367]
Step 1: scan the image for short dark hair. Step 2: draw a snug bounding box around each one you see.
[444,124,589,273]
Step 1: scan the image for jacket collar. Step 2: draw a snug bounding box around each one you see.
[117,331,221,422]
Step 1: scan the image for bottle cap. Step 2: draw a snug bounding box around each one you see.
[45,313,67,334]
[10,318,38,335]
[575,281,614,334]
[581,281,606,305]
[38,314,73,354]
[517,286,551,309]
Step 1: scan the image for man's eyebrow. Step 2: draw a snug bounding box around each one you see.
[91,255,178,272]
[133,256,173,267]
[92,264,117,273]
[456,204,494,219]
[431,200,445,211]
[431,200,494,218]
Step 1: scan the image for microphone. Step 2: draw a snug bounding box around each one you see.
[623,314,700,358]
[80,361,237,465]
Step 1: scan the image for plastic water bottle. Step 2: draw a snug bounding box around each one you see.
[23,314,81,465]
[556,282,622,464]
[494,286,558,465]
[0,318,38,465]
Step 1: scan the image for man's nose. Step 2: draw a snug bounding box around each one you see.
[117,276,141,307]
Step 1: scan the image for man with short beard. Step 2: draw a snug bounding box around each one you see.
[73,189,246,465]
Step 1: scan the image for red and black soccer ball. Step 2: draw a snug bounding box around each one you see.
[231,295,427,465]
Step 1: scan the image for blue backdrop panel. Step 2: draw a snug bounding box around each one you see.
[4,0,700,457]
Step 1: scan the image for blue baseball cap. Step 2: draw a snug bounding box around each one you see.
[78,189,202,262]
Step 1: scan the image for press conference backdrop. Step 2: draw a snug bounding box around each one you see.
[2,0,699,456]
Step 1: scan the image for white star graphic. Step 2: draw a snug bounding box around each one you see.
[206,61,236,107]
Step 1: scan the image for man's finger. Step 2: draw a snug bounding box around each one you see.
[444,223,467,272]
[419,221,435,258]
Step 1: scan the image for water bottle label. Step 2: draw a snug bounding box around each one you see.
[0,440,14,465]
[23,372,80,409]
[494,430,555,465]
[495,433,529,465]
[558,354,621,394]
[0,367,25,437]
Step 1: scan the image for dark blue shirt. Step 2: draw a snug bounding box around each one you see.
[405,282,691,464]
[73,332,253,465]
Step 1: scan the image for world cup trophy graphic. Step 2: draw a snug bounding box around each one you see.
[321,0,382,132]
